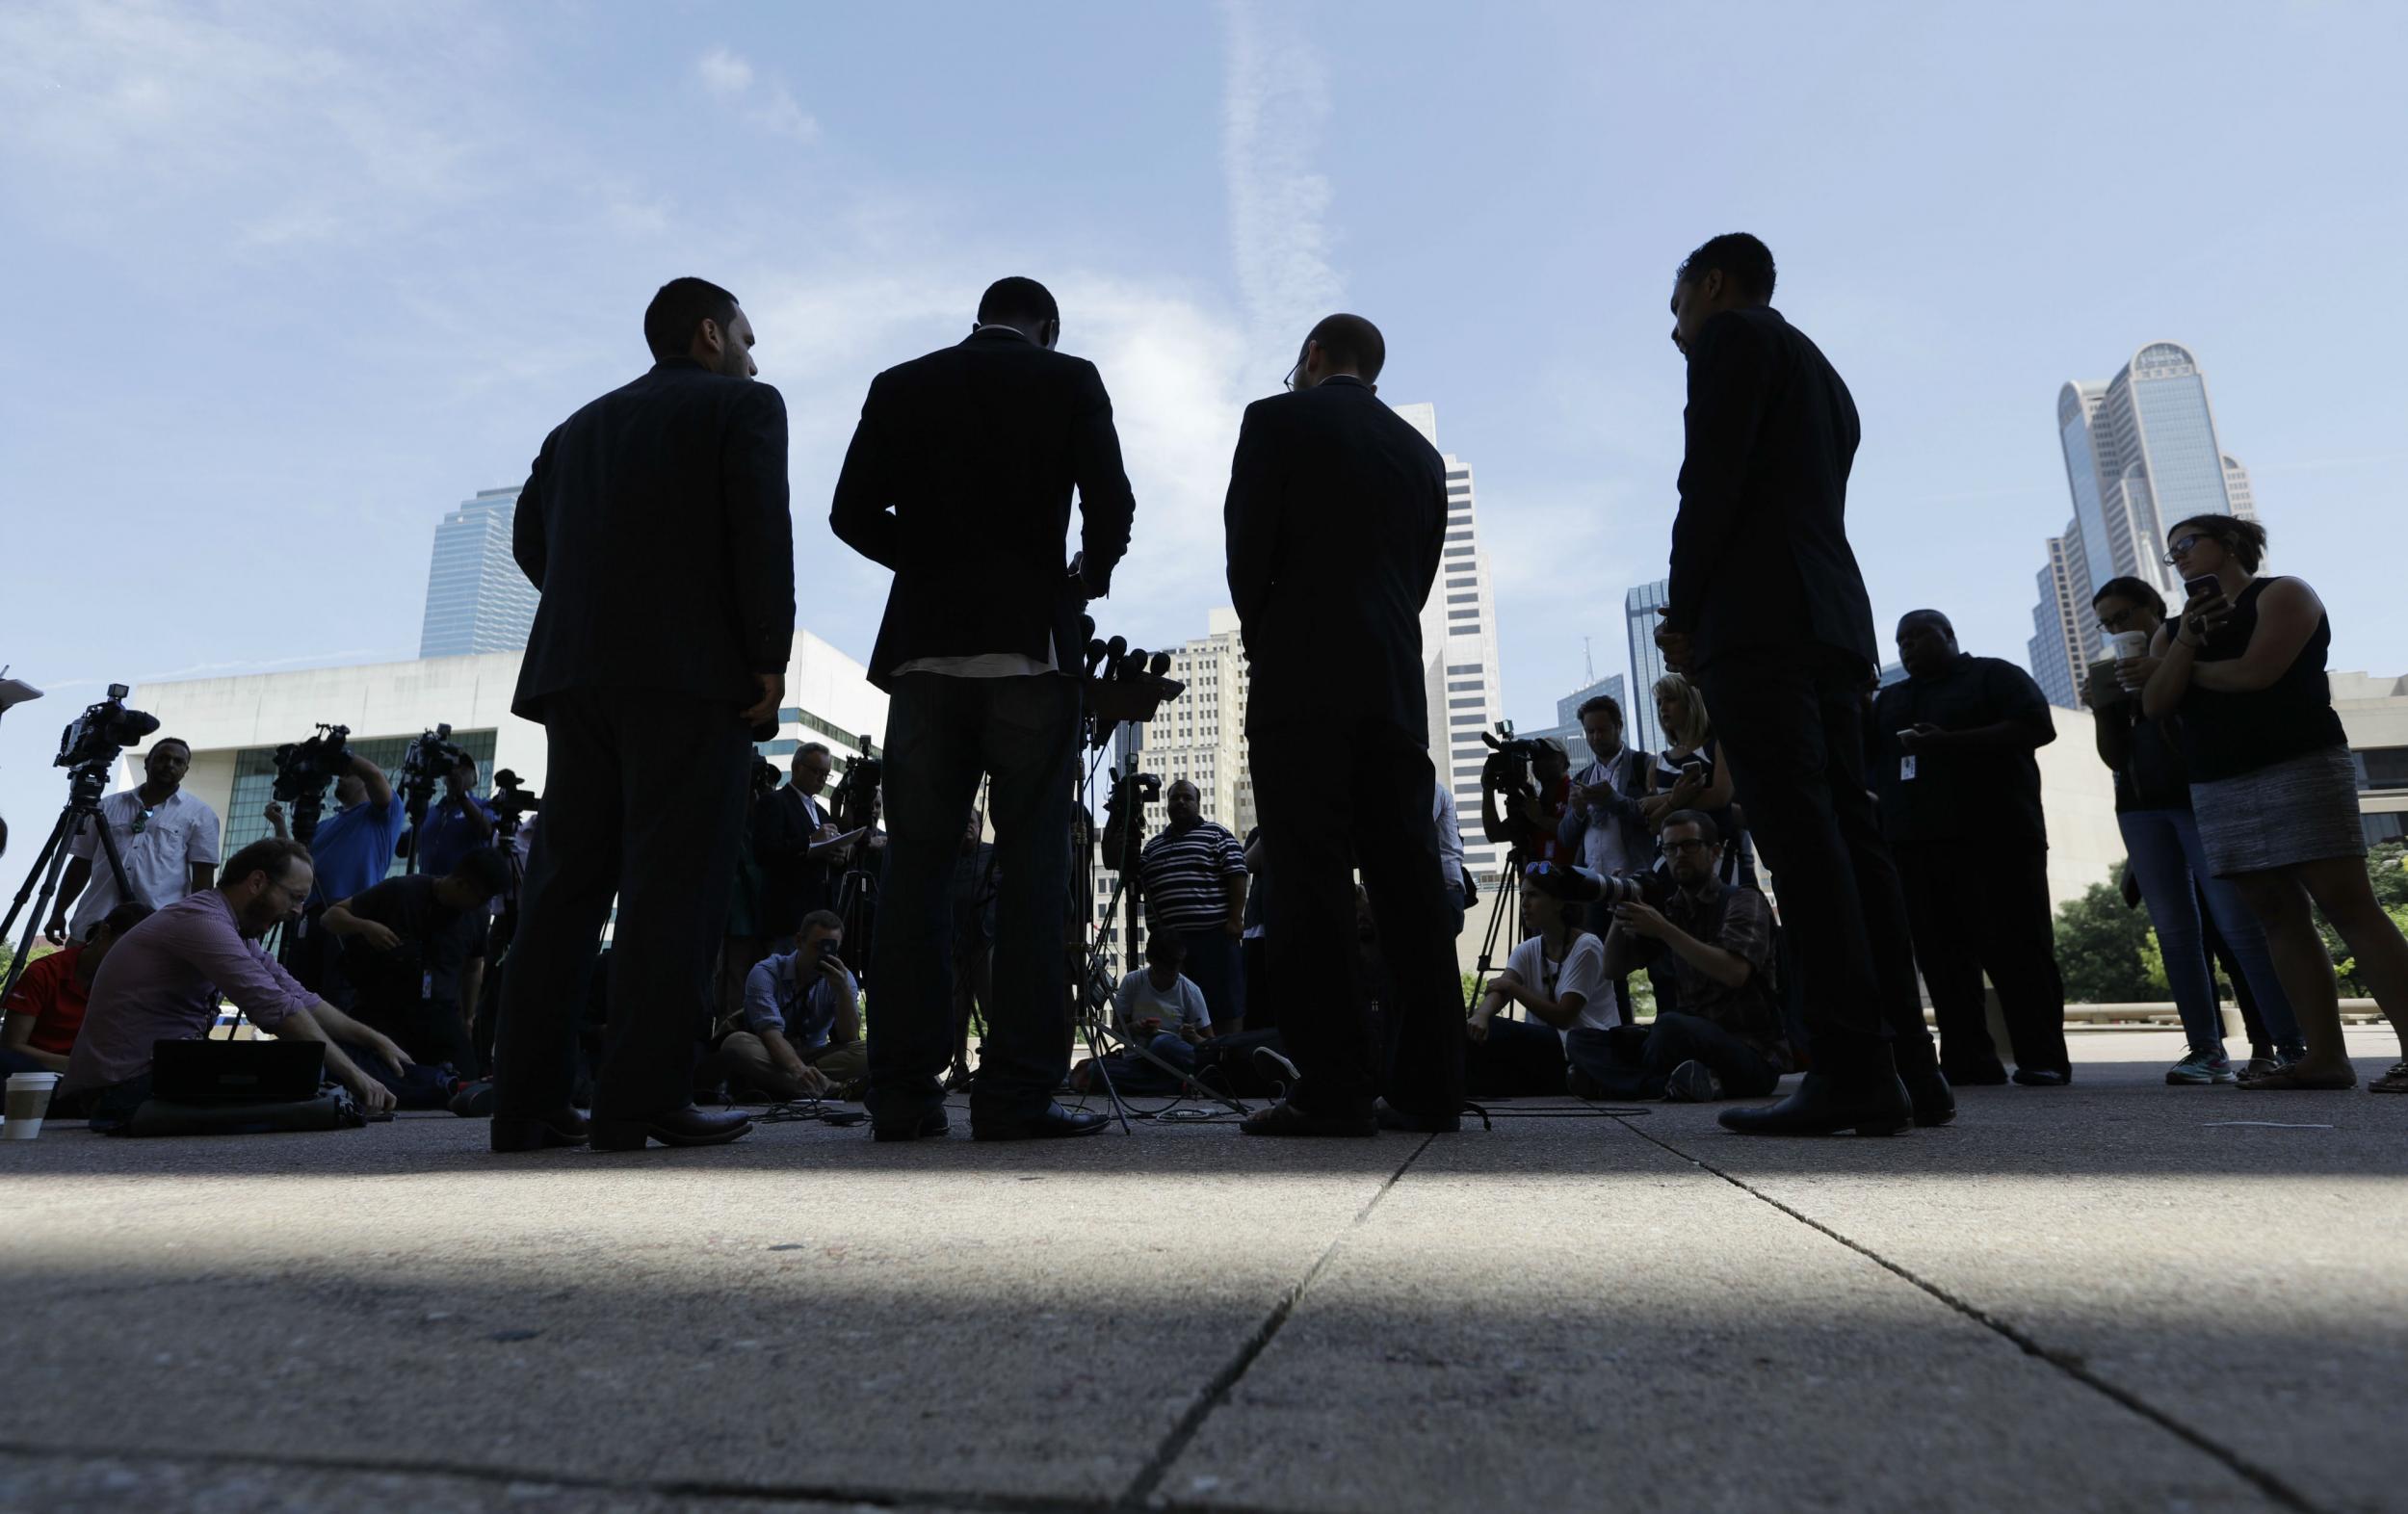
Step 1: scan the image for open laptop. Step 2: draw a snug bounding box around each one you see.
[150,1038,326,1105]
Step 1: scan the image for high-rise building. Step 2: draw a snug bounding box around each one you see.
[1624,579,1671,754]
[2028,342,2248,707]
[1392,402,1510,890]
[420,486,538,659]
[1519,672,1629,760]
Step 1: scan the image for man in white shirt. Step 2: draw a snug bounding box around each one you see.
[46,739,219,944]
[1462,866,1615,1095]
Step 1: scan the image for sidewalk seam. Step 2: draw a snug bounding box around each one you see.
[1614,1119,2325,1514]
[1116,1135,1438,1510]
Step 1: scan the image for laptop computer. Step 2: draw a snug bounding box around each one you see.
[150,1038,326,1105]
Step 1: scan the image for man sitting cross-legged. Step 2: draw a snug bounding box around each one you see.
[1464,865,1615,1097]
[708,910,865,1101]
[1577,811,1793,1103]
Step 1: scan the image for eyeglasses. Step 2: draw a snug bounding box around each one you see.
[2161,533,2212,566]
[1662,837,1714,855]
[1282,360,1300,393]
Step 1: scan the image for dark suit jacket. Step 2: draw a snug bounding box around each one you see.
[828,328,1135,689]
[511,359,796,720]
[1224,378,1448,731]
[754,784,830,935]
[1664,306,1876,674]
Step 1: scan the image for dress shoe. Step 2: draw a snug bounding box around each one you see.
[1241,1099,1378,1137]
[2011,1067,2072,1086]
[872,1109,950,1142]
[1904,1068,1956,1128]
[1374,1099,1460,1134]
[1718,1070,1913,1136]
[489,1108,589,1153]
[971,1102,1110,1141]
[590,1106,753,1151]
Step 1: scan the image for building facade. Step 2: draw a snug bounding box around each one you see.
[119,630,888,869]
[2028,343,2251,708]
[1624,579,1671,754]
[419,486,539,659]
[1519,673,1630,762]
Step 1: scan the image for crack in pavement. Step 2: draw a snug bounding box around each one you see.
[1116,1133,1438,1509]
[1612,1117,2325,1514]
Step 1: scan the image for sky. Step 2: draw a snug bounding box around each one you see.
[4,0,2407,843]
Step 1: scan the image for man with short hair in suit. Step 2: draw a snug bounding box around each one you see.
[1652,232,1948,1136]
[1225,313,1468,1136]
[830,275,1135,1142]
[491,275,795,1154]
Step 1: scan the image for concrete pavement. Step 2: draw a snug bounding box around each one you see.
[3,1026,2402,1514]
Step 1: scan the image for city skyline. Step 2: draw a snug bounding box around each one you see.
[7,4,2407,842]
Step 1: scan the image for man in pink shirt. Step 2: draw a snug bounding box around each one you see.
[60,837,410,1121]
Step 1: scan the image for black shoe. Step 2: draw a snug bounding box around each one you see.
[1374,1099,1460,1133]
[872,1109,950,1142]
[1904,1068,1956,1128]
[1241,1099,1378,1137]
[1718,1070,1913,1136]
[2012,1067,2071,1086]
[972,1102,1110,1141]
[1662,1060,1723,1104]
[589,1106,753,1151]
[489,1109,589,1153]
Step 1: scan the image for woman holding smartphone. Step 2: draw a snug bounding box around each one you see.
[2141,514,2408,1092]
[2086,575,2302,1082]
[1641,674,1755,885]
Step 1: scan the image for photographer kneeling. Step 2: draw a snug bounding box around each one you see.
[55,839,409,1122]
[1577,812,1792,1103]
[707,910,864,1101]
[320,848,514,1074]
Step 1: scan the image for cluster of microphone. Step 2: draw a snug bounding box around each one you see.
[1085,634,1171,684]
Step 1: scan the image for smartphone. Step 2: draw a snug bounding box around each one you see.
[2182,573,2220,601]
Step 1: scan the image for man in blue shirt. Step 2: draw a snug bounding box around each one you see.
[407,755,499,1019]
[267,750,406,1006]
[706,910,864,1099]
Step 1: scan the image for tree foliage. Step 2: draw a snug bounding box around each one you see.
[2054,878,2160,1004]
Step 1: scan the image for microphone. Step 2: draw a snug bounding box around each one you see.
[1085,640,1109,678]
[1148,652,1171,677]
[1105,636,1128,680]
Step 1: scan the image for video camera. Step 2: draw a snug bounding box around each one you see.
[55,684,160,772]
[489,768,540,836]
[271,724,353,803]
[400,723,473,802]
[829,735,881,836]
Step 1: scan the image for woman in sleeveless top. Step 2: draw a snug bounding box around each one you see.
[2086,575,2302,1082]
[2141,513,2408,1093]
[1642,675,1757,886]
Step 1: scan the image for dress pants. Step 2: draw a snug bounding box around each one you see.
[1240,935,1273,1034]
[1697,646,1937,1078]
[1177,926,1245,1031]
[493,688,750,1122]
[867,673,1078,1129]
[1893,840,2072,1080]
[1250,716,1465,1117]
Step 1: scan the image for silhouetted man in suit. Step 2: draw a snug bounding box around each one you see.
[1652,233,1948,1136]
[1225,313,1467,1136]
[830,276,1134,1141]
[492,276,793,1153]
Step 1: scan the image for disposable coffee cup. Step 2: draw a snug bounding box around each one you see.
[4,1072,61,1140]
[2110,630,2150,662]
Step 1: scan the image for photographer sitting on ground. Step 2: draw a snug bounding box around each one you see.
[55,838,408,1122]
[1463,871,1610,1096]
[2,902,152,1076]
[320,848,515,1073]
[1113,927,1213,1072]
[1581,811,1792,1102]
[707,910,864,1101]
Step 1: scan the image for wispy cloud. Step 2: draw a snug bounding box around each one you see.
[695,46,820,143]
[1221,0,1344,358]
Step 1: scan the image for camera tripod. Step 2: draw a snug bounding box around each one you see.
[0,759,138,1005]
[1468,846,1528,1003]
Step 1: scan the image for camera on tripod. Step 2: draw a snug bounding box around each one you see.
[55,684,159,771]
[829,735,881,835]
[400,723,472,803]
[271,724,353,802]
[489,768,541,834]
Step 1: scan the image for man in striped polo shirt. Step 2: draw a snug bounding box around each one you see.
[1137,781,1250,1033]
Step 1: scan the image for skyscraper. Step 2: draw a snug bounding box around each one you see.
[2028,342,2248,707]
[419,486,538,659]
[1624,578,1670,754]
[1393,402,1509,888]
[1518,673,1629,759]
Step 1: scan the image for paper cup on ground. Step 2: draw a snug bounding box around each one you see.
[4,1072,61,1139]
